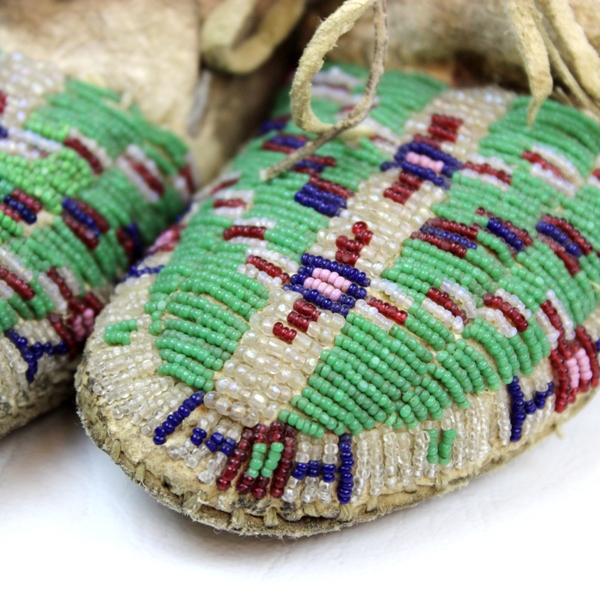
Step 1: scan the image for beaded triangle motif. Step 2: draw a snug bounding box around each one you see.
[79,63,600,535]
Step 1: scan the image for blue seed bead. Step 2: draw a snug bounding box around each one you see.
[177,405,191,418]
[162,421,175,434]
[292,463,309,480]
[182,399,196,411]
[190,391,205,406]
[307,460,320,477]
[190,427,207,446]
[167,413,182,426]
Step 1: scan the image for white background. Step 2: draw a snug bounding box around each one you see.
[1,395,599,600]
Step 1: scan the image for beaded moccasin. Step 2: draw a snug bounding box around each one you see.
[0,52,197,438]
[77,63,600,536]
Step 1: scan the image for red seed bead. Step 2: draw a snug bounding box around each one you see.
[267,420,285,443]
[83,292,104,315]
[0,203,21,222]
[411,231,467,258]
[355,230,373,245]
[64,138,104,175]
[273,322,297,344]
[541,300,564,336]
[223,225,266,241]
[213,198,246,209]
[427,217,479,241]
[293,298,320,321]
[129,159,165,196]
[431,113,463,130]
[398,172,422,191]
[542,237,581,275]
[12,189,43,213]
[352,221,368,234]
[522,150,565,181]
[47,312,78,357]
[483,294,528,332]
[309,176,351,199]
[413,134,441,148]
[236,473,255,494]
[210,177,238,195]
[550,349,571,412]
[47,267,73,300]
[543,215,593,255]
[335,235,350,250]
[63,213,99,250]
[335,250,359,266]
[383,187,410,205]
[367,296,408,325]
[427,287,467,321]
[287,311,310,332]
[179,164,197,195]
[0,266,35,300]
[463,161,512,185]
[428,124,457,143]
[117,227,135,259]
[73,199,109,233]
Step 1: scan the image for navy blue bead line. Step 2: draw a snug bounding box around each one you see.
[4,328,68,383]
[291,459,335,483]
[294,158,328,174]
[337,433,354,504]
[487,218,525,252]
[4,195,36,224]
[124,264,164,281]
[394,141,463,177]
[300,253,370,286]
[380,160,451,189]
[508,377,555,442]
[259,117,289,135]
[421,224,477,250]
[294,182,347,218]
[266,133,339,215]
[0,126,8,140]
[153,391,204,445]
[270,134,306,150]
[62,198,101,237]
[284,283,352,316]
[192,429,238,456]
[596,339,600,353]
[536,220,583,257]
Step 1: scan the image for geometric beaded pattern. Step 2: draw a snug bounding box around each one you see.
[96,63,600,510]
[0,52,196,420]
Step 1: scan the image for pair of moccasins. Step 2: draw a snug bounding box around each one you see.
[2,41,600,537]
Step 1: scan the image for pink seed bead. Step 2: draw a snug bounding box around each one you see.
[333,276,346,289]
